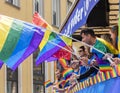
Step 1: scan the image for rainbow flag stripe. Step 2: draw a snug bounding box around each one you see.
[32,12,52,51]
[96,74,101,83]
[105,71,111,80]
[0,15,44,70]
[101,72,106,81]
[97,38,118,54]
[93,76,97,84]
[89,78,93,86]
[59,58,68,69]
[116,64,120,76]
[99,65,112,72]
[110,68,117,78]
[0,61,3,68]
[44,80,53,88]
[62,68,73,79]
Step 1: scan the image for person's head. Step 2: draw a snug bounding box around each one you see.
[70,60,80,69]
[79,46,86,57]
[80,29,96,45]
[109,25,118,41]
[55,69,62,79]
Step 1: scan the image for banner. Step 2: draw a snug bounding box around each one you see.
[61,0,99,35]
[76,77,120,93]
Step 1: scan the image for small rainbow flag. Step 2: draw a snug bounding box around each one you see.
[44,80,53,88]
[58,58,68,69]
[99,64,112,72]
[62,68,73,79]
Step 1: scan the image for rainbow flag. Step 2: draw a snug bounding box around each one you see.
[33,14,67,65]
[62,68,73,79]
[58,58,68,69]
[44,80,53,88]
[32,12,52,51]
[46,36,72,62]
[97,38,118,54]
[33,13,72,64]
[36,32,66,65]
[52,37,72,61]
[99,64,112,72]
[0,15,44,70]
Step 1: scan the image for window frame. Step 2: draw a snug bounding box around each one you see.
[33,0,44,17]
[6,67,18,93]
[5,0,20,8]
[67,0,72,13]
[32,48,45,93]
[52,0,60,27]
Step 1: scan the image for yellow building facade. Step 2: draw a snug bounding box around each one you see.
[0,0,74,93]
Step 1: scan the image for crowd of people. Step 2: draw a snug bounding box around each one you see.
[52,25,120,92]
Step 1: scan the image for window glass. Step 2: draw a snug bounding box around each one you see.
[7,68,18,93]
[6,0,20,7]
[33,48,45,93]
[52,0,60,27]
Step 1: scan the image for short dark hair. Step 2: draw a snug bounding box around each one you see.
[79,46,85,52]
[80,29,95,37]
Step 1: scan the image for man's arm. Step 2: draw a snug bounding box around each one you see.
[77,66,99,81]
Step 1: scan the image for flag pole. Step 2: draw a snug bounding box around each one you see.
[37,26,115,65]
[38,26,105,55]
[41,35,100,71]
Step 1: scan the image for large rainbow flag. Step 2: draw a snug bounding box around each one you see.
[33,12,72,64]
[32,13,68,65]
[36,32,66,65]
[0,15,44,70]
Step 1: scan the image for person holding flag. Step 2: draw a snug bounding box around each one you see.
[103,25,120,65]
[80,28,118,66]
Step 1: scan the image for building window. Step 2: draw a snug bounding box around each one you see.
[52,0,60,27]
[6,0,20,7]
[34,0,44,17]
[33,48,45,93]
[67,0,72,13]
[7,68,18,93]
